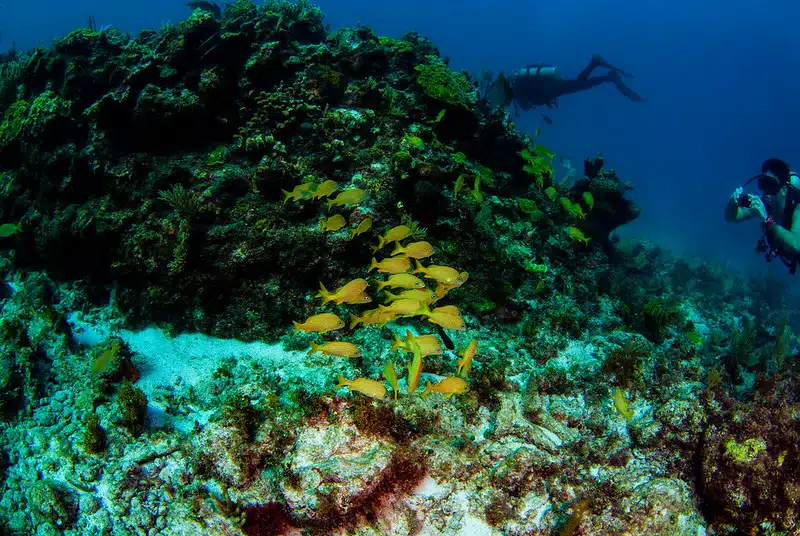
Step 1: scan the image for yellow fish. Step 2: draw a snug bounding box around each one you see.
[470,175,484,203]
[292,313,345,333]
[320,214,346,232]
[613,388,634,421]
[316,279,370,305]
[454,175,465,198]
[349,308,398,329]
[349,218,373,240]
[391,241,435,259]
[327,188,365,211]
[383,288,435,304]
[383,360,399,401]
[566,226,590,246]
[0,222,20,238]
[456,339,478,378]
[390,330,443,356]
[406,341,423,394]
[368,256,411,274]
[421,377,468,400]
[545,186,557,201]
[375,225,411,251]
[281,183,313,205]
[582,191,594,211]
[431,305,459,316]
[379,299,422,317]
[307,341,361,358]
[335,374,386,400]
[432,283,457,302]
[375,273,426,291]
[91,342,121,374]
[310,180,339,200]
[412,260,467,286]
[415,303,466,331]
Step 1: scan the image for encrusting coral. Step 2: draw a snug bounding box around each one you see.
[0,1,795,536]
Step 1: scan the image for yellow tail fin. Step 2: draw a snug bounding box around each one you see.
[420,380,433,399]
[368,257,378,273]
[315,282,332,304]
[348,313,361,330]
[307,341,320,356]
[390,335,404,353]
[334,374,348,389]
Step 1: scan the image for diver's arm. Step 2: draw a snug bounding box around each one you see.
[765,204,800,256]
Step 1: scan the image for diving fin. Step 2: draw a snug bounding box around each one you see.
[592,54,634,78]
[610,72,643,102]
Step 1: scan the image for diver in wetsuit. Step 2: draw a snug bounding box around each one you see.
[488,55,643,111]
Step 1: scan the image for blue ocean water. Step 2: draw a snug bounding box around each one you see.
[3,0,798,275]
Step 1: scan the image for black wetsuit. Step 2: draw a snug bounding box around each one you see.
[508,56,643,111]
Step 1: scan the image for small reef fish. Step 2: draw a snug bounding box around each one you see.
[310,180,339,200]
[454,175,465,198]
[582,191,594,211]
[383,288,435,304]
[566,226,590,246]
[415,303,466,331]
[456,339,478,378]
[368,256,411,274]
[0,222,20,238]
[281,183,313,205]
[413,260,467,286]
[379,299,422,317]
[470,175,484,203]
[349,308,398,329]
[431,304,459,316]
[545,186,558,202]
[91,342,121,374]
[316,279,370,305]
[613,388,634,421]
[335,374,386,400]
[391,330,443,356]
[327,188,365,211]
[406,342,423,394]
[432,283,457,301]
[376,273,426,291]
[375,225,411,251]
[307,341,361,358]
[383,360,399,401]
[391,241,435,259]
[421,376,468,400]
[320,214,346,232]
[292,313,345,333]
[349,218,373,240]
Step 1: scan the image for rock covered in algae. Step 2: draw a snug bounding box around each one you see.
[280,415,426,529]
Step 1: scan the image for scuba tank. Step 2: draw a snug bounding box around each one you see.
[515,65,560,78]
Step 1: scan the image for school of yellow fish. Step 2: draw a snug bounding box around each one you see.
[284,180,477,401]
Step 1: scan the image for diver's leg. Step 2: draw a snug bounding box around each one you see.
[559,76,609,95]
[558,73,643,101]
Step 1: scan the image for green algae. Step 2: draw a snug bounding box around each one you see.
[724,438,767,464]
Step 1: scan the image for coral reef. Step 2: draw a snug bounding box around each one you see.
[0,1,796,535]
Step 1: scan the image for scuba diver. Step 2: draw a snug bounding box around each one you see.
[485,55,644,112]
[725,158,800,274]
